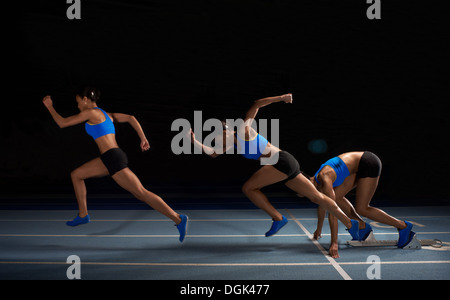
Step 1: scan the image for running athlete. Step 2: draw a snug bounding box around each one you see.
[301,151,413,257]
[42,88,188,242]
[189,94,366,239]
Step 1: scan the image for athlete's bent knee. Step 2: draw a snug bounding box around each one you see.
[242,182,258,196]
[70,169,82,181]
[356,206,369,217]
[309,193,323,205]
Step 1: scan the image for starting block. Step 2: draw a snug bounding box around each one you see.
[346,232,442,250]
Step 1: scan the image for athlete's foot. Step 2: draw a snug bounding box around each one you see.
[66,214,90,226]
[176,214,188,243]
[346,220,360,241]
[397,221,413,248]
[398,221,408,230]
[358,221,366,229]
[358,222,373,241]
[265,216,288,237]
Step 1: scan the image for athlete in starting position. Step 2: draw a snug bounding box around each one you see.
[42,87,188,242]
[300,151,413,257]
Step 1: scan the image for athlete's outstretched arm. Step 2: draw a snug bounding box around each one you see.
[240,94,292,140]
[313,176,336,241]
[189,129,220,158]
[314,205,327,239]
[42,95,90,128]
[244,94,292,122]
[110,113,150,151]
[315,174,340,258]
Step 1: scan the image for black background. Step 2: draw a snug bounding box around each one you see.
[2,0,449,204]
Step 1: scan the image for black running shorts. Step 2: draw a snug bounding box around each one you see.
[100,148,128,176]
[271,151,301,181]
[357,151,382,178]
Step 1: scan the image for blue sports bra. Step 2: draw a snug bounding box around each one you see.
[235,132,269,160]
[314,156,350,187]
[85,107,115,140]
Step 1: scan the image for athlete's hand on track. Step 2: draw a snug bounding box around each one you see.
[313,229,322,240]
[329,242,340,259]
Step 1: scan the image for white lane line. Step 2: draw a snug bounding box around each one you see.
[2,260,448,267]
[0,261,330,267]
[1,232,447,238]
[339,260,450,265]
[286,209,352,280]
[0,218,315,222]
[326,232,450,236]
[1,215,449,222]
[0,234,306,238]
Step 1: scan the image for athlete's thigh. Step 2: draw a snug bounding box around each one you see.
[244,165,288,190]
[355,177,380,208]
[111,168,145,194]
[285,173,320,199]
[72,157,109,179]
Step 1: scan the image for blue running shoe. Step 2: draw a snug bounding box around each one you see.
[265,216,288,237]
[397,221,413,248]
[346,219,360,241]
[359,222,373,241]
[176,215,188,242]
[66,214,90,227]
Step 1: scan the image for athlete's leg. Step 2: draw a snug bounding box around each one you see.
[112,168,182,224]
[335,197,365,224]
[70,157,109,217]
[355,177,406,229]
[241,165,288,221]
[285,174,354,229]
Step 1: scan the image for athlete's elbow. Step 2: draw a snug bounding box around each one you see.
[206,150,219,158]
[209,153,219,158]
[56,120,68,128]
[249,102,260,113]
